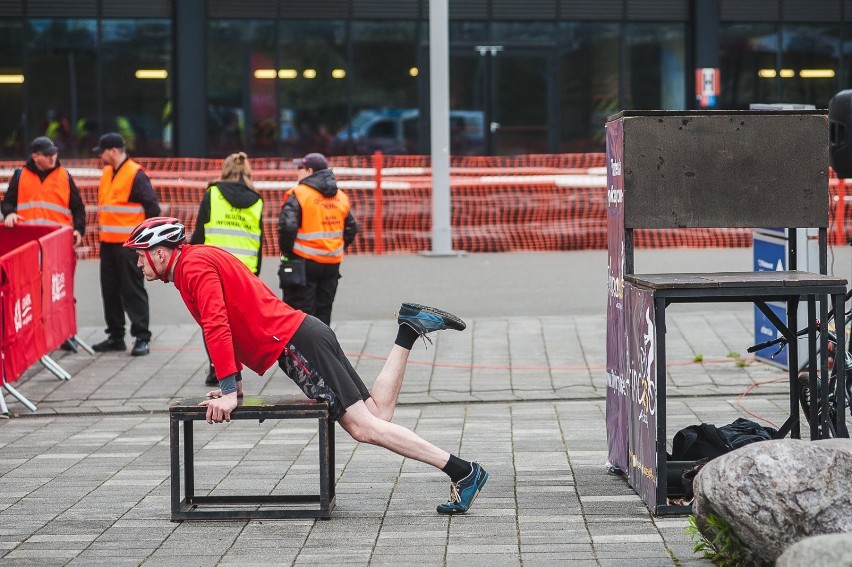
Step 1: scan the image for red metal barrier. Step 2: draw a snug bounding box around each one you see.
[40,227,77,351]
[0,235,45,383]
[0,225,77,384]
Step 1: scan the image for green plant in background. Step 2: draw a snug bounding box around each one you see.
[725,351,751,368]
[693,354,704,362]
[685,514,765,566]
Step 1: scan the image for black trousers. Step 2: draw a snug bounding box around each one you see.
[280,259,341,325]
[99,242,151,341]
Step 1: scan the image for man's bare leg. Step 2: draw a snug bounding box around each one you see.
[339,400,449,468]
[364,345,410,421]
[343,303,488,514]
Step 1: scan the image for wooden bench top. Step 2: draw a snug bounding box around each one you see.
[170,395,328,415]
[625,270,847,291]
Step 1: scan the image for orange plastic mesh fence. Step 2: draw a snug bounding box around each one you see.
[1,155,848,259]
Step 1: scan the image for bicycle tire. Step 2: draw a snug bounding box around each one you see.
[797,372,816,429]
[797,371,840,436]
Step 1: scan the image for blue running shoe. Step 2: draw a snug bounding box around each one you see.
[436,462,488,515]
[398,302,466,337]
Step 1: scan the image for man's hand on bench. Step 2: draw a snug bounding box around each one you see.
[199,392,239,424]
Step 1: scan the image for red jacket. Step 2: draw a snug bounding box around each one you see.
[172,244,306,379]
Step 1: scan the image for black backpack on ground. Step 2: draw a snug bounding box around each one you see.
[668,418,778,500]
[670,417,778,461]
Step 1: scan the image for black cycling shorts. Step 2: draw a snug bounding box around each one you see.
[277,315,370,420]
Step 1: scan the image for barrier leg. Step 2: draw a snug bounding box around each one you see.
[73,335,95,355]
[0,390,8,415]
[2,381,37,412]
[40,355,71,381]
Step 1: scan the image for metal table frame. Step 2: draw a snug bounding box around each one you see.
[169,395,335,521]
[625,271,848,515]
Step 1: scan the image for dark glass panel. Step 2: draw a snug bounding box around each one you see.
[491,22,555,44]
[0,20,24,158]
[342,21,418,155]
[207,20,276,158]
[779,24,840,108]
[559,22,619,152]
[101,19,172,156]
[279,20,347,158]
[25,19,97,157]
[719,23,779,108]
[623,23,686,111]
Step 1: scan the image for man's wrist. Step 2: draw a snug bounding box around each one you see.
[219,373,238,395]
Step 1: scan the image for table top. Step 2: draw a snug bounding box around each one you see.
[625,270,847,291]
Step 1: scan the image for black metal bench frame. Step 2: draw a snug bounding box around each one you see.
[624,269,847,514]
[169,395,335,521]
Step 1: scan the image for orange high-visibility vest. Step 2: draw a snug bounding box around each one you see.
[290,184,350,264]
[16,167,72,226]
[98,159,145,243]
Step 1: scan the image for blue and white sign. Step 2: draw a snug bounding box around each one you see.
[761,227,787,237]
[752,229,816,370]
[753,232,788,368]
[753,302,788,368]
[753,234,786,272]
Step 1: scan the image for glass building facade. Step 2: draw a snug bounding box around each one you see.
[0,0,850,159]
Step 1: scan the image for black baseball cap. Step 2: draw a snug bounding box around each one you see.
[30,136,58,155]
[92,132,125,154]
[293,152,328,171]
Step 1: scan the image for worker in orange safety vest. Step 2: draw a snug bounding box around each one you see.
[277,152,357,325]
[91,132,161,357]
[1,136,86,352]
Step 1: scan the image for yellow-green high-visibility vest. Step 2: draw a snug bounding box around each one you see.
[204,185,263,273]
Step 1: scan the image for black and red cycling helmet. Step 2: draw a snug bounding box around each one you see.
[124,217,186,250]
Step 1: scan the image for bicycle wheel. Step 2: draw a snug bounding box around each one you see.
[798,370,840,436]
[797,371,817,429]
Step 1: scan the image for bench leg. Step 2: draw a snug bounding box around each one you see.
[319,416,331,517]
[184,419,195,499]
[329,418,335,500]
[170,417,181,520]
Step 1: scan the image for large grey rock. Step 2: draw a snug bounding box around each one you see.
[693,438,852,564]
[776,533,852,566]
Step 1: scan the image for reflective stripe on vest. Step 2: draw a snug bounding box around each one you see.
[203,185,263,273]
[17,167,72,226]
[98,159,145,243]
[291,184,350,265]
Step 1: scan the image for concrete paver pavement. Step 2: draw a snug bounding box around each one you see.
[0,250,834,566]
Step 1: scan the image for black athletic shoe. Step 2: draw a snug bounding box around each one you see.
[130,339,150,357]
[92,336,127,352]
[397,303,466,336]
[204,366,218,386]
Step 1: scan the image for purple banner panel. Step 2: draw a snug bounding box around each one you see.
[624,282,658,512]
[605,117,628,472]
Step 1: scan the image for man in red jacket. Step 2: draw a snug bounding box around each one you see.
[124,217,488,515]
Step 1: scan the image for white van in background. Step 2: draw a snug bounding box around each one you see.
[333,108,485,155]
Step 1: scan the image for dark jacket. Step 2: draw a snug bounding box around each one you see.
[277,168,358,256]
[191,180,264,273]
[2,157,86,235]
